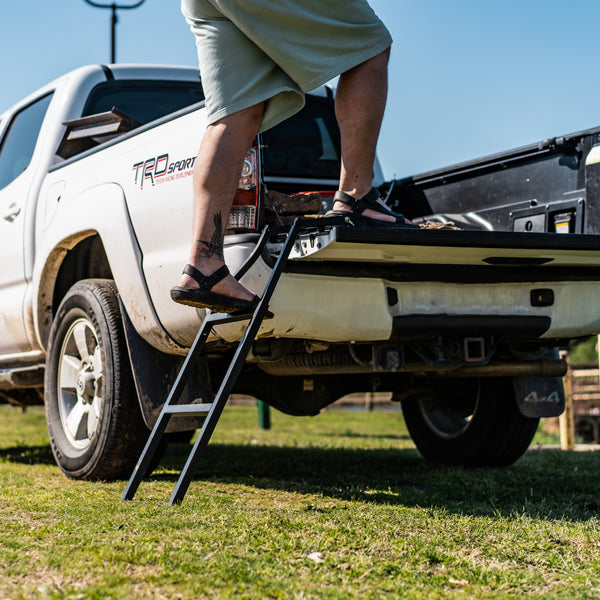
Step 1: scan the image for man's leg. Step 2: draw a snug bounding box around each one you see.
[179,102,264,300]
[333,47,401,223]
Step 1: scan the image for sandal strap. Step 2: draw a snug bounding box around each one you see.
[334,188,397,218]
[183,264,230,290]
[333,190,359,211]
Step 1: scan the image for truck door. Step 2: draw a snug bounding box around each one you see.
[0,93,53,354]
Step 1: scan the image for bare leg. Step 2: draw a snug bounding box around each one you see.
[180,103,264,299]
[333,47,404,223]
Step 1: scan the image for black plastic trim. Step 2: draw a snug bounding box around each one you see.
[333,226,600,252]
[392,314,551,338]
[100,65,114,81]
[482,257,554,266]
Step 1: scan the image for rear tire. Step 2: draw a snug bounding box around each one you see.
[45,279,148,480]
[401,377,539,467]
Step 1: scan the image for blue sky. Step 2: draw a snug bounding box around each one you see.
[2,0,600,179]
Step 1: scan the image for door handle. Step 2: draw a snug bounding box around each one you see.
[2,203,21,222]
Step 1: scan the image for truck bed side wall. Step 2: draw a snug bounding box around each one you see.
[390,130,600,234]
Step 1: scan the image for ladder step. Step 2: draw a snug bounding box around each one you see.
[206,312,253,325]
[164,403,213,416]
[206,310,274,325]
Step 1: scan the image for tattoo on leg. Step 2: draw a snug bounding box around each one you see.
[195,212,224,260]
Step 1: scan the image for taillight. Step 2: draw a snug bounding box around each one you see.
[238,146,257,190]
[228,146,258,230]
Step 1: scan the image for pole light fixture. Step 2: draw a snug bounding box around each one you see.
[83,0,147,63]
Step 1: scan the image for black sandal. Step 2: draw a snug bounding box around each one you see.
[326,188,418,228]
[170,264,260,314]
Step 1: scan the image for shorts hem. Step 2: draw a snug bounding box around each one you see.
[205,86,304,129]
[299,36,392,92]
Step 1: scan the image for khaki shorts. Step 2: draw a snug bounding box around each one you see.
[181,0,392,132]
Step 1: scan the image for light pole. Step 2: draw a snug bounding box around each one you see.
[83,0,147,63]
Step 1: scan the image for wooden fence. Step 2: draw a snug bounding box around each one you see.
[565,363,600,444]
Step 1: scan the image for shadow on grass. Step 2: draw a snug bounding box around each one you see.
[1,438,599,521]
[153,442,600,521]
[0,444,55,465]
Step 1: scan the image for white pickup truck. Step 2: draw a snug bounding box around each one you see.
[2,64,600,480]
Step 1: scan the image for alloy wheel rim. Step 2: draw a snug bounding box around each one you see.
[56,318,104,450]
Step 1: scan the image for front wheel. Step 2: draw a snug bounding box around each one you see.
[45,279,147,480]
[401,377,539,467]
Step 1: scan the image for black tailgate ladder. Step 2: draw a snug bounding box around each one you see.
[123,218,311,505]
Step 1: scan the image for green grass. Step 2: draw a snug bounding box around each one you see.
[0,404,599,599]
[568,336,598,365]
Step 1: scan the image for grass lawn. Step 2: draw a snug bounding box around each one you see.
[0,403,599,599]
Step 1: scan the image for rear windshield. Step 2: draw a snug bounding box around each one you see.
[82,80,205,124]
[262,95,340,180]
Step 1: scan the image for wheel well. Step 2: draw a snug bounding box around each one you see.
[53,235,113,318]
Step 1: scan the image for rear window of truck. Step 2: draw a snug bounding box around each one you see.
[261,95,341,180]
[82,80,205,125]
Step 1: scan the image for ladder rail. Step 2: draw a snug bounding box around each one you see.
[123,218,306,504]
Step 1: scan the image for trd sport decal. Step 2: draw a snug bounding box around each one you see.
[132,154,196,189]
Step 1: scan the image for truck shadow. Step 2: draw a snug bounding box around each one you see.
[156,442,600,521]
[0,444,55,465]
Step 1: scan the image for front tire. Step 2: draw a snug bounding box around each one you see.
[401,377,539,467]
[45,279,147,480]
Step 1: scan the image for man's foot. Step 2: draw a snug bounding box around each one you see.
[179,262,255,301]
[171,264,259,314]
[326,188,418,228]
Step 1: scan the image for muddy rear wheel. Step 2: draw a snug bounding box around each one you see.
[45,279,148,480]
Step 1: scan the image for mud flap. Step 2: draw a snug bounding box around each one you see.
[513,376,565,418]
[118,299,210,431]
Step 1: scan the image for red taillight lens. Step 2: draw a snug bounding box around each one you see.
[228,146,258,230]
[238,146,257,190]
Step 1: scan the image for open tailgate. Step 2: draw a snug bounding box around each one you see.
[289,227,600,268]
